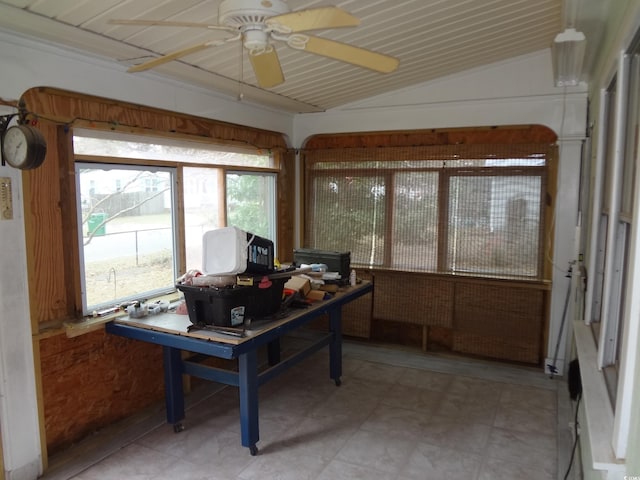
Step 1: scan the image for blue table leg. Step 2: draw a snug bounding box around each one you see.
[267,339,281,365]
[163,346,185,431]
[328,309,343,386]
[238,349,259,455]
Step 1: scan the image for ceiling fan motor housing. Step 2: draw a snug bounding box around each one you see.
[219,0,289,29]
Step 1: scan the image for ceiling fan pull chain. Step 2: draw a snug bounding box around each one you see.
[238,37,244,101]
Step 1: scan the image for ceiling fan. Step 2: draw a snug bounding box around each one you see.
[110,0,400,88]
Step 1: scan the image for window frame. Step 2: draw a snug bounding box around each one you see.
[73,132,280,315]
[582,44,640,461]
[75,161,180,314]
[304,152,548,280]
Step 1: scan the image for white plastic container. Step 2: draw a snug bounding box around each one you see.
[201,226,274,275]
[202,226,249,275]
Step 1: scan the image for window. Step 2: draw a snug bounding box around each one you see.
[305,148,548,280]
[76,163,177,311]
[73,130,276,314]
[582,38,640,460]
[588,43,640,406]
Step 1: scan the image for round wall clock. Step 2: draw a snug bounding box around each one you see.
[2,124,47,170]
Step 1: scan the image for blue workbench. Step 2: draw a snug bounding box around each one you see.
[105,281,372,455]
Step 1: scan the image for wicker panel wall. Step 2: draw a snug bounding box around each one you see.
[342,293,372,338]
[452,282,544,364]
[453,283,544,340]
[452,332,541,364]
[373,272,454,328]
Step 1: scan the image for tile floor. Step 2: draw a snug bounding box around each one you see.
[43,336,572,480]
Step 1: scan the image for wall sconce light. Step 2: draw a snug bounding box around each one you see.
[552,27,586,87]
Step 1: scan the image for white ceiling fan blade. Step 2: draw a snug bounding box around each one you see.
[268,7,359,33]
[127,43,214,72]
[249,49,285,88]
[300,36,399,73]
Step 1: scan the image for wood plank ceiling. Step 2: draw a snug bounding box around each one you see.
[0,0,563,113]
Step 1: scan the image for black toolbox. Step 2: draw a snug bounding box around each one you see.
[293,248,351,281]
[177,276,288,327]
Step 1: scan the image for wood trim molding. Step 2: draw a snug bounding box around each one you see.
[20,87,288,151]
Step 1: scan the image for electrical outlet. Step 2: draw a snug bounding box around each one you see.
[1,177,13,220]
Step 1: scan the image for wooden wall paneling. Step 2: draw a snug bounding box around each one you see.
[175,167,186,276]
[22,121,72,325]
[57,126,83,317]
[303,125,557,149]
[277,149,296,262]
[20,87,287,150]
[543,148,558,281]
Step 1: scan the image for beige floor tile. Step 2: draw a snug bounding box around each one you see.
[237,448,330,480]
[48,338,566,480]
[260,412,360,459]
[485,426,557,477]
[349,360,407,385]
[379,383,443,412]
[397,367,453,392]
[360,403,432,441]
[399,441,483,480]
[71,443,204,480]
[422,417,492,454]
[336,429,416,475]
[316,459,397,480]
[493,403,557,436]
[478,456,555,480]
[499,384,557,412]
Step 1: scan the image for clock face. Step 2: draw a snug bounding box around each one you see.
[2,125,47,169]
[2,126,28,166]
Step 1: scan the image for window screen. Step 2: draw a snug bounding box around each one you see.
[304,144,549,279]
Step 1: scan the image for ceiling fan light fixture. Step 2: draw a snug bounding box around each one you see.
[244,29,270,52]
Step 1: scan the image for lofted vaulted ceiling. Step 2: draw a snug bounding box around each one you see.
[0,0,605,113]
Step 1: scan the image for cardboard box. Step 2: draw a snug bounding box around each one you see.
[284,276,311,296]
[306,290,326,302]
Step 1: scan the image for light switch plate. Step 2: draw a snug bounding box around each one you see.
[1,177,13,220]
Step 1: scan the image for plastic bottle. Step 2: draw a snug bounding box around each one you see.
[349,269,356,286]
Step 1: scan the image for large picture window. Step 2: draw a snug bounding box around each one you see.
[305,146,548,280]
[74,131,276,314]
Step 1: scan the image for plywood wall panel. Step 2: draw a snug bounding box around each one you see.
[39,330,164,454]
